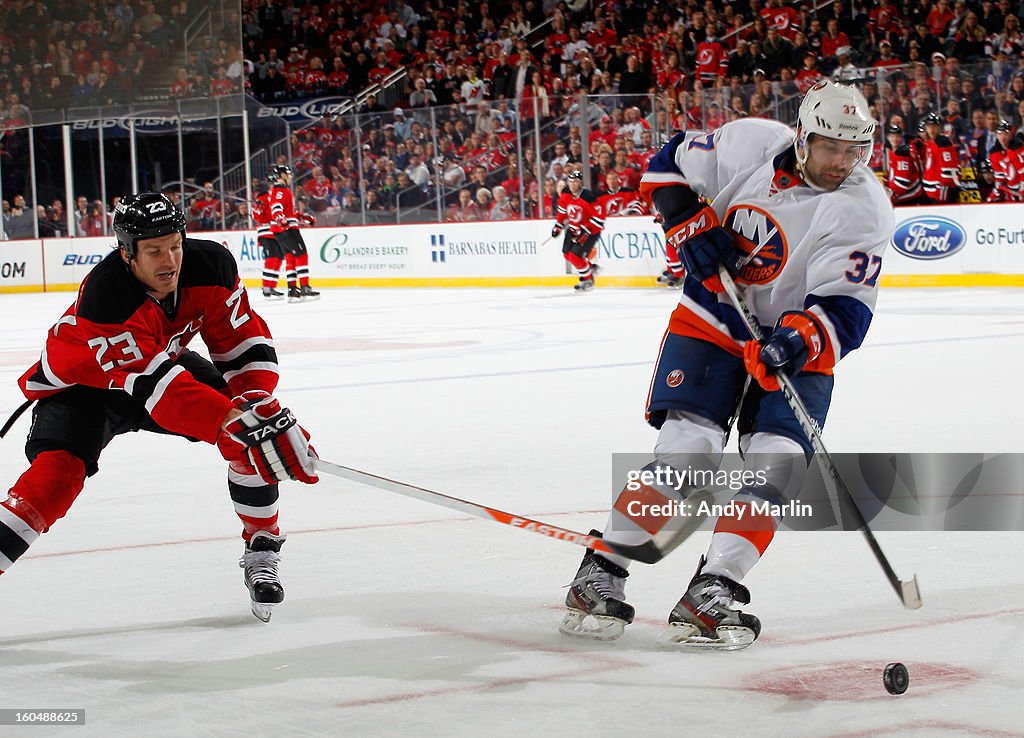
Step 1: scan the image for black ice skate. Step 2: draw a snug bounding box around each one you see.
[240,531,286,622]
[656,270,682,288]
[287,286,303,303]
[574,277,595,292]
[262,287,285,300]
[661,556,761,651]
[300,285,321,301]
[559,531,634,641]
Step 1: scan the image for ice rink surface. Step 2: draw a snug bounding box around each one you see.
[1,285,1023,737]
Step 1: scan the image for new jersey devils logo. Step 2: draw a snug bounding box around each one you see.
[165,318,203,358]
[724,205,788,285]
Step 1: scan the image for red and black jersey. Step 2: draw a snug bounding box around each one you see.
[190,195,222,224]
[210,78,235,96]
[556,188,605,238]
[268,184,299,233]
[695,40,728,81]
[886,144,924,203]
[988,144,1022,202]
[611,164,640,190]
[922,136,960,202]
[760,6,800,39]
[252,192,273,236]
[18,240,278,445]
[597,187,645,217]
[303,177,332,200]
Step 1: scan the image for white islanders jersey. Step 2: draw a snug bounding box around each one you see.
[641,118,895,373]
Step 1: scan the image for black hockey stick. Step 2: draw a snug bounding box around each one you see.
[719,267,923,610]
[314,459,709,564]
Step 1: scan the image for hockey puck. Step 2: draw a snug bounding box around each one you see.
[883,662,909,694]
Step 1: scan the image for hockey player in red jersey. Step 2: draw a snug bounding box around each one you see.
[0,193,318,622]
[559,81,893,649]
[884,124,927,205]
[552,168,606,292]
[268,165,320,302]
[919,113,961,203]
[253,182,286,300]
[986,120,1021,202]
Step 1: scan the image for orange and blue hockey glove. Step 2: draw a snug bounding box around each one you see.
[743,311,826,392]
[664,202,738,292]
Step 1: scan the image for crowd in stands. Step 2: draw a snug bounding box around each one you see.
[237,0,1024,221]
[0,0,245,124]
[8,0,1024,238]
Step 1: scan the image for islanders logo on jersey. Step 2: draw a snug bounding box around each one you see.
[724,205,788,284]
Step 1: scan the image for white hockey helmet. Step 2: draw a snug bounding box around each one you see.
[796,80,875,167]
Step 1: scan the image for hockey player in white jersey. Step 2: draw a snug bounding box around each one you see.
[560,81,894,648]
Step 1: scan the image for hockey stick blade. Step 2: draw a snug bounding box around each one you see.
[314,459,700,564]
[719,267,922,610]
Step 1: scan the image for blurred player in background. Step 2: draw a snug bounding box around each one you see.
[884,124,927,205]
[253,181,286,300]
[551,168,605,292]
[268,165,321,302]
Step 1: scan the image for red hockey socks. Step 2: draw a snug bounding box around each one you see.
[0,451,87,573]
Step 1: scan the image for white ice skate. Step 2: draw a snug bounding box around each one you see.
[240,531,286,622]
[559,533,634,641]
[660,556,760,651]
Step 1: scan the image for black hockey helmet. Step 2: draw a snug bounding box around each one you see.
[920,112,941,131]
[268,164,293,182]
[996,119,1014,132]
[566,169,583,181]
[113,192,186,259]
[978,158,994,173]
[886,123,903,135]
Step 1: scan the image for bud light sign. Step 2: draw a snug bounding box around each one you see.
[890,216,967,260]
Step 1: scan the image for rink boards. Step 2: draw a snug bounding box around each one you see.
[3,204,1024,292]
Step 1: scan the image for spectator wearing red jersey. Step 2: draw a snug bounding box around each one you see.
[927,0,956,37]
[820,18,851,61]
[325,57,348,93]
[695,24,729,83]
[170,68,194,98]
[189,182,222,231]
[446,188,482,221]
[302,166,332,211]
[874,40,903,69]
[656,52,687,96]
[591,115,619,150]
[586,17,618,62]
[869,0,902,37]
[210,66,235,97]
[596,171,644,218]
[367,51,393,86]
[796,51,823,93]
[611,148,640,190]
[760,0,800,40]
